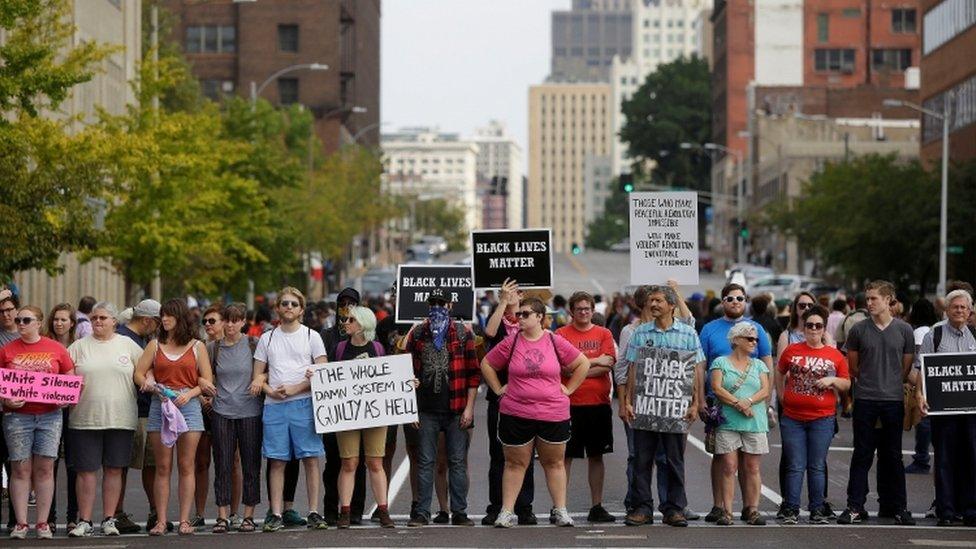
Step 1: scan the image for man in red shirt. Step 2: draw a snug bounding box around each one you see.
[556,291,617,523]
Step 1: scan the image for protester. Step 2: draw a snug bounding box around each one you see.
[75,296,96,340]
[555,291,617,523]
[133,299,213,536]
[776,305,850,524]
[835,292,868,348]
[191,304,223,528]
[0,289,19,346]
[481,296,590,528]
[826,299,849,341]
[839,280,915,525]
[905,298,938,475]
[66,303,143,537]
[709,322,771,526]
[750,294,782,355]
[1,305,75,539]
[614,286,652,516]
[46,303,78,530]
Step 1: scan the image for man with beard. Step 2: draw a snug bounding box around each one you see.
[698,284,773,523]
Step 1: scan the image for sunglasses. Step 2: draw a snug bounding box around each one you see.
[13,317,36,325]
[804,322,824,330]
[340,316,356,324]
[738,336,759,343]
[515,311,536,319]
[202,318,220,325]
[796,302,814,310]
[724,296,746,303]
[279,300,301,309]
[90,315,112,321]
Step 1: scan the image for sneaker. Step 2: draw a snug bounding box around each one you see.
[780,509,798,525]
[587,504,616,523]
[905,461,930,474]
[229,514,243,529]
[337,511,351,529]
[704,506,725,523]
[350,514,363,526]
[36,523,53,539]
[9,524,28,539]
[516,510,538,525]
[624,512,652,526]
[100,517,120,536]
[113,512,140,534]
[926,503,937,519]
[68,520,94,537]
[281,508,306,527]
[684,508,701,521]
[494,509,517,528]
[262,514,284,533]
[306,512,328,530]
[432,510,450,524]
[407,515,429,527]
[838,508,865,525]
[28,491,36,506]
[375,508,395,528]
[451,513,474,526]
[809,507,831,524]
[481,512,498,526]
[776,502,789,520]
[821,501,837,521]
[551,507,574,527]
[893,509,916,526]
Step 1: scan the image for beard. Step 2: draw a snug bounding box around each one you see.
[724,307,744,320]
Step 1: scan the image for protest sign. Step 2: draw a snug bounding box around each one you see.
[629,191,699,285]
[471,229,552,289]
[630,346,697,433]
[920,352,976,415]
[396,265,475,324]
[309,353,419,434]
[0,369,83,405]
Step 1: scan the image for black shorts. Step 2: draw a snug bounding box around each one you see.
[566,404,614,458]
[66,429,135,472]
[497,413,571,446]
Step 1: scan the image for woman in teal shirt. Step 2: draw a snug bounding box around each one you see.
[709,322,771,526]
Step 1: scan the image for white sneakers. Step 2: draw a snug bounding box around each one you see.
[68,520,94,537]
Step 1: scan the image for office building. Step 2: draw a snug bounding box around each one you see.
[471,120,524,228]
[550,1,633,82]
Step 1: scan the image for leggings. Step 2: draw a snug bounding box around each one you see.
[211,413,262,507]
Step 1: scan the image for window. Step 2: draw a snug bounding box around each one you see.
[219,26,235,52]
[204,26,218,52]
[185,25,235,53]
[185,26,201,53]
[278,24,299,52]
[872,48,912,71]
[201,79,234,100]
[924,0,976,54]
[892,8,916,33]
[842,8,861,18]
[814,48,855,72]
[277,77,298,104]
[817,13,829,42]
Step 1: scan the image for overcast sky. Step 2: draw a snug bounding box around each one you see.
[381,0,569,172]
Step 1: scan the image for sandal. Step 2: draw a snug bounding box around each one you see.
[148,521,167,536]
[213,517,229,534]
[178,520,195,536]
[238,516,257,533]
[745,508,767,526]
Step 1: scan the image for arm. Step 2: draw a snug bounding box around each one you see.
[622,359,636,424]
[776,330,788,366]
[684,360,704,423]
[710,366,754,417]
[901,353,915,384]
[133,339,157,392]
[484,278,518,338]
[847,350,860,379]
[561,353,590,395]
[460,332,480,427]
[668,279,694,323]
[479,356,505,396]
[250,359,277,398]
[746,370,771,405]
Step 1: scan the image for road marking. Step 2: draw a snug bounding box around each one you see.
[566,253,589,277]
[366,453,412,517]
[687,434,783,505]
[576,534,647,540]
[910,540,976,547]
[590,277,606,294]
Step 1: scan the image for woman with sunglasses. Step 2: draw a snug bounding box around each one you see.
[46,302,78,530]
[776,305,849,524]
[776,292,834,365]
[1,306,75,539]
[709,322,771,526]
[190,304,223,529]
[481,297,590,528]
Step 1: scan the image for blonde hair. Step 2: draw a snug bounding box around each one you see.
[348,305,377,342]
[277,287,306,310]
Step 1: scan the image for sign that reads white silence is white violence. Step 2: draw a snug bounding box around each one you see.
[629,191,699,285]
[309,353,418,434]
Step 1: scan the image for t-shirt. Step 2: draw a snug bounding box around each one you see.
[777,342,849,421]
[709,356,769,433]
[699,317,773,367]
[844,318,914,401]
[555,323,616,406]
[67,335,142,430]
[484,331,582,422]
[254,326,326,405]
[484,315,520,403]
[0,329,18,348]
[0,337,74,415]
[116,324,151,417]
[211,337,262,419]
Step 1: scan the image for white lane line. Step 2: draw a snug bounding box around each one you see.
[687,433,783,506]
[366,453,412,517]
[910,540,976,547]
[590,277,606,294]
[577,534,647,539]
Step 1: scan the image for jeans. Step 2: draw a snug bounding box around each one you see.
[632,430,686,515]
[912,416,932,467]
[416,411,470,519]
[623,423,635,511]
[486,398,533,515]
[846,399,906,511]
[932,415,976,520]
[780,416,834,511]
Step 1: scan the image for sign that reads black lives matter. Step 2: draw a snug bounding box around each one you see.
[629,191,699,285]
[630,346,698,433]
[471,229,553,289]
[921,352,976,415]
[395,265,475,324]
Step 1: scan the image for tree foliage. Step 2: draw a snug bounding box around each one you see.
[409,197,467,251]
[585,178,629,250]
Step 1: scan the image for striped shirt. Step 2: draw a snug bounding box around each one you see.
[913,321,976,370]
[625,319,706,366]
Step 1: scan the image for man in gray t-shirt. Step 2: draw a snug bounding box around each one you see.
[846,318,915,401]
[0,289,18,347]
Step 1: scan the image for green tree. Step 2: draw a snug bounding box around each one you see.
[410,197,467,251]
[585,178,629,250]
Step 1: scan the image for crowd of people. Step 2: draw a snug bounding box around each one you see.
[0,274,974,540]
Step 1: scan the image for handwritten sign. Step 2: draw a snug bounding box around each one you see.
[0,370,83,405]
[471,229,552,289]
[629,191,699,285]
[630,347,697,433]
[396,265,475,324]
[309,353,418,433]
[920,352,976,415]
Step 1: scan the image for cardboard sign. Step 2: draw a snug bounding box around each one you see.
[471,229,552,289]
[0,370,83,405]
[396,265,475,324]
[920,352,976,415]
[629,191,699,285]
[309,353,419,433]
[630,346,697,433]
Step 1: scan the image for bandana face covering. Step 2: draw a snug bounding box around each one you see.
[428,306,450,350]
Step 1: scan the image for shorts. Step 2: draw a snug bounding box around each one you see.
[3,409,62,461]
[714,429,769,455]
[66,429,134,472]
[497,412,571,447]
[262,398,324,460]
[129,417,156,469]
[566,404,614,458]
[337,426,388,459]
[147,392,205,432]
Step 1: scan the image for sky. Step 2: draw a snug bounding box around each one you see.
[381,0,569,172]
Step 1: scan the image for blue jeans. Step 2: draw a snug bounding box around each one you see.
[416,411,470,519]
[780,415,835,511]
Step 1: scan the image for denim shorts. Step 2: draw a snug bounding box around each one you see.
[3,409,63,461]
[146,392,205,433]
[262,398,324,461]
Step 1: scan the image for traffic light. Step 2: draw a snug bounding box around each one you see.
[619,173,634,193]
[739,221,750,240]
[571,242,582,255]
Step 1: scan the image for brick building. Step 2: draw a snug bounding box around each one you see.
[161,0,380,152]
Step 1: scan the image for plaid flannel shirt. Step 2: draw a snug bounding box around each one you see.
[405,320,480,415]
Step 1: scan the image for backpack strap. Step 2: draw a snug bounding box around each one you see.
[372,340,385,356]
[506,331,520,365]
[933,325,943,351]
[336,339,348,360]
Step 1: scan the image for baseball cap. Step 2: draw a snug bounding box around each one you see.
[132,299,161,318]
[427,288,448,305]
[337,287,361,305]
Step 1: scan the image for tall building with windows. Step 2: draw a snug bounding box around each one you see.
[471,120,524,229]
[528,84,613,253]
[550,1,633,82]
[161,0,380,152]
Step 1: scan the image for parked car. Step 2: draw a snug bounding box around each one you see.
[749,274,833,301]
[405,244,436,264]
[609,238,630,252]
[699,251,714,273]
[361,267,396,297]
[418,235,448,254]
[724,264,775,291]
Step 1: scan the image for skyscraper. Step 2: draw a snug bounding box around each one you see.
[471,121,524,229]
[549,1,633,82]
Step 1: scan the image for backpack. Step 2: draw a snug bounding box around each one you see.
[335,339,385,360]
[932,324,976,350]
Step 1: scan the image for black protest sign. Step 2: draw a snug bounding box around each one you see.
[471,229,552,289]
[630,346,697,433]
[921,352,976,415]
[395,265,475,324]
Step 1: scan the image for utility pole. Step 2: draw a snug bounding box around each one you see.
[150,4,162,302]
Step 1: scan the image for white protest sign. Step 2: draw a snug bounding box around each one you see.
[629,191,699,285]
[309,353,418,434]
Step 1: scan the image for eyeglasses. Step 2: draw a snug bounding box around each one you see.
[279,300,301,309]
[340,316,356,324]
[515,311,536,319]
[804,322,824,330]
[738,336,759,343]
[573,307,592,313]
[90,315,112,321]
[202,318,220,325]
[13,317,36,325]
[796,302,814,310]
[723,296,746,303]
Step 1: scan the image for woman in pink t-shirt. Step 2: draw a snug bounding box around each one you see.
[481,297,589,528]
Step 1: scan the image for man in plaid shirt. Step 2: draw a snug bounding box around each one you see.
[404,288,480,527]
